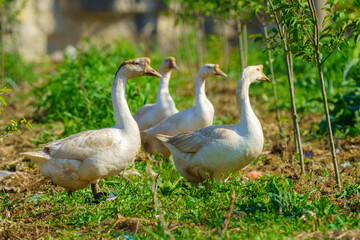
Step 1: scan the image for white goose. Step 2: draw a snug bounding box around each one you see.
[156,65,270,185]
[133,57,179,131]
[141,64,227,158]
[21,57,162,196]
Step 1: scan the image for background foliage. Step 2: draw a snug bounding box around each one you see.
[32,38,360,138]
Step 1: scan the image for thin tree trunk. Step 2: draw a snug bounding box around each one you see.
[314,0,328,30]
[287,40,298,153]
[182,25,195,79]
[317,62,341,187]
[268,0,305,174]
[308,0,341,187]
[12,28,20,82]
[263,24,282,133]
[222,21,229,74]
[0,3,5,85]
[285,52,304,173]
[200,16,207,62]
[194,24,202,69]
[236,16,245,70]
[195,16,205,69]
[242,23,248,68]
[221,21,229,90]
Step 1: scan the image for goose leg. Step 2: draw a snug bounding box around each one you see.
[146,161,157,179]
[91,183,99,196]
[85,184,101,205]
[146,152,159,164]
[68,190,73,197]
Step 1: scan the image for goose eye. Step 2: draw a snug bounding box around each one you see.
[257,68,260,71]
[208,66,211,69]
[135,62,140,65]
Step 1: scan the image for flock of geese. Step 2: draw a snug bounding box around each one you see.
[22,56,270,198]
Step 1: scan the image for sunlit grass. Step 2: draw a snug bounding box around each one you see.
[1,158,359,239]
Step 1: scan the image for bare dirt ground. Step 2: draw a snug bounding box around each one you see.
[0,84,359,239]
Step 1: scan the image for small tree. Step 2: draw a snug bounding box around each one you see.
[254,3,283,134]
[266,0,360,187]
[267,0,305,174]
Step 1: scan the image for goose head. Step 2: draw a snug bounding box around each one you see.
[116,57,162,79]
[198,64,227,79]
[160,57,178,74]
[243,65,270,83]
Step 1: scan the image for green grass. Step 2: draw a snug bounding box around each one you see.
[1,159,359,239]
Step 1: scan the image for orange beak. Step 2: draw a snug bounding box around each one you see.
[144,57,162,78]
[259,64,270,82]
[214,64,227,77]
[170,60,178,70]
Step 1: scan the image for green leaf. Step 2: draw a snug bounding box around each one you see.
[0,95,7,105]
[322,7,331,12]
[322,15,331,27]
[0,86,12,93]
[248,33,263,39]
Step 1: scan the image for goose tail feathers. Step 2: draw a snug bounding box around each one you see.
[21,151,50,164]
[155,134,172,143]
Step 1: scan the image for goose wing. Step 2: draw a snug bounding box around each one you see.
[166,127,231,153]
[42,129,119,160]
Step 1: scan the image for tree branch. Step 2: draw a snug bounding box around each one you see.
[293,6,315,45]
[268,0,285,41]
[321,27,348,64]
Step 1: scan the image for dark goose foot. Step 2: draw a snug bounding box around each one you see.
[85,192,108,205]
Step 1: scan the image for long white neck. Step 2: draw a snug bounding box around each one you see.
[195,73,208,107]
[236,73,258,126]
[156,70,172,105]
[111,72,139,133]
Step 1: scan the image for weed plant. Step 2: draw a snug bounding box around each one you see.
[0,51,34,137]
[3,52,37,87]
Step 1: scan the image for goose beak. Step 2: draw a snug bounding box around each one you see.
[214,64,227,77]
[170,61,179,70]
[145,64,162,78]
[259,64,270,82]
[261,74,270,82]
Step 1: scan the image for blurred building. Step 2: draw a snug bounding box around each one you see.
[10,0,329,62]
[14,0,181,61]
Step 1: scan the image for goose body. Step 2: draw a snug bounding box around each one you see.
[21,57,162,195]
[141,64,227,157]
[157,65,270,185]
[134,57,179,131]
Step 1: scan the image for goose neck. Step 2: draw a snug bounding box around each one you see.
[112,73,138,132]
[236,74,253,123]
[195,73,207,105]
[156,71,172,103]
